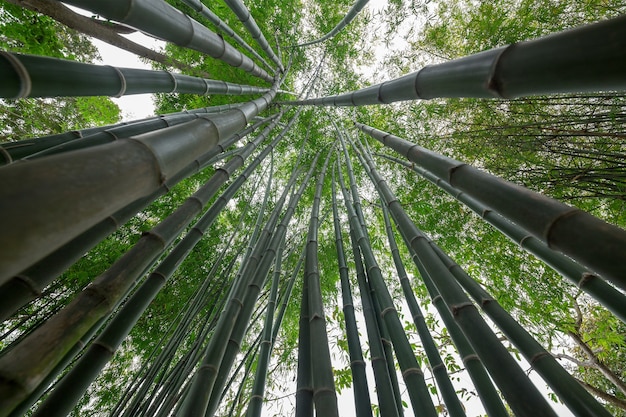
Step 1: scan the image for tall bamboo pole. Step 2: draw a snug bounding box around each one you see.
[356,135,611,417]
[245,242,285,417]
[286,15,626,105]
[355,122,626,291]
[336,154,437,417]
[0,86,278,285]
[376,152,626,323]
[304,151,339,416]
[0,102,244,164]
[0,105,282,417]
[0,115,278,321]
[338,166,401,417]
[0,52,270,99]
[57,0,273,82]
[222,0,284,72]
[178,151,316,417]
[201,152,321,417]
[295,262,313,417]
[179,0,274,72]
[30,120,283,417]
[331,166,373,417]
[295,0,369,47]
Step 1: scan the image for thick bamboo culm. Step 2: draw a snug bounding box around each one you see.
[179,0,274,72]
[355,122,626,291]
[0,86,278,285]
[222,0,284,71]
[59,0,273,83]
[286,15,626,105]
[355,136,613,417]
[0,52,270,99]
[376,152,626,323]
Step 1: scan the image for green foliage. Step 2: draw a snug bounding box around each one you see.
[0,3,120,141]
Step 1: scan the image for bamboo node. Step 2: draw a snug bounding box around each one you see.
[529,351,550,365]
[578,273,597,288]
[1,52,31,98]
[462,354,480,364]
[401,367,424,378]
[13,274,41,296]
[109,66,127,98]
[451,301,474,316]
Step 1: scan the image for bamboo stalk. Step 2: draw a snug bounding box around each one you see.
[338,164,401,417]
[0,115,279,321]
[179,0,274,72]
[356,122,626,291]
[58,0,273,83]
[295,0,369,48]
[331,165,373,417]
[336,153,437,417]
[222,0,284,72]
[245,241,285,417]
[357,137,597,417]
[378,197,467,417]
[0,87,277,285]
[0,105,281,417]
[304,151,339,416]
[202,152,320,417]
[376,152,626,323]
[30,121,283,417]
[0,52,270,99]
[285,15,626,105]
[179,150,315,417]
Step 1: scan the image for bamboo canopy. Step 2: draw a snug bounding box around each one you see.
[0,2,624,417]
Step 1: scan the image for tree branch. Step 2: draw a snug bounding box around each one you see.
[5,0,210,77]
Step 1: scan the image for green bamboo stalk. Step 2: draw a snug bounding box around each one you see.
[380,198,467,417]
[304,151,339,416]
[0,52,270,99]
[376,152,626,324]
[56,0,273,82]
[0,87,278,285]
[245,242,285,417]
[433,244,613,417]
[331,166,373,417]
[0,102,245,164]
[202,152,321,417]
[295,261,313,417]
[285,15,626,105]
[179,0,274,72]
[21,106,275,161]
[336,159,437,417]
[339,165,400,417]
[351,138,467,417]
[30,122,280,417]
[356,122,626,291]
[295,0,369,47]
[178,151,313,417]
[357,140,567,417]
[0,115,279,321]
[405,248,510,417]
[222,0,284,72]
[0,106,282,417]
[337,129,406,416]
[367,275,405,417]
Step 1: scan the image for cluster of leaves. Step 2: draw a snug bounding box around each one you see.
[0,3,120,142]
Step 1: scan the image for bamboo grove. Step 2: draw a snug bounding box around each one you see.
[0,0,625,416]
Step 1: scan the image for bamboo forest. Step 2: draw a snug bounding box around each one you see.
[1,0,626,416]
